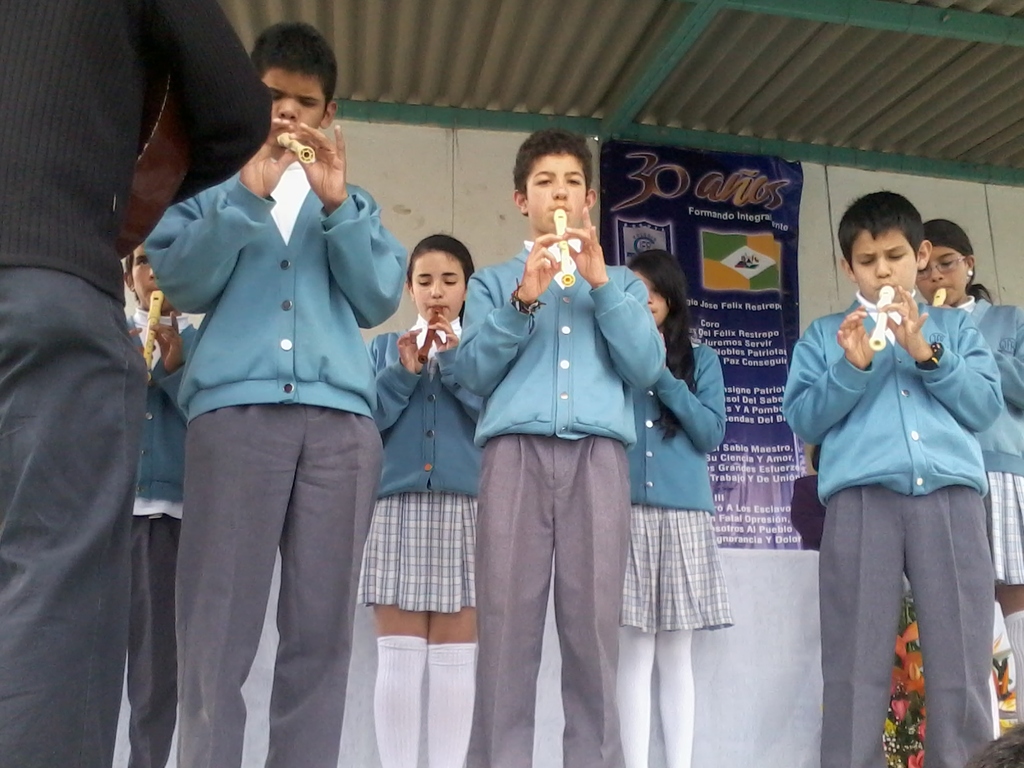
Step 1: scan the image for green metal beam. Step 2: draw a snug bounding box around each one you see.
[334,99,1024,187]
[601,0,726,138]
[724,0,1024,47]
[336,100,602,135]
[622,122,1024,185]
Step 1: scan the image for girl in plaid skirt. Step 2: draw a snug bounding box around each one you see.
[617,249,733,768]
[358,235,482,768]
[918,219,1024,721]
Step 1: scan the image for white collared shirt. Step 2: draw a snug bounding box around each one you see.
[411,314,462,362]
[132,307,190,367]
[270,162,311,245]
[133,497,182,519]
[856,290,913,346]
[524,238,582,290]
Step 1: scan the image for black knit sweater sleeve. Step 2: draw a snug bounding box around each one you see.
[146,0,270,201]
[0,0,269,299]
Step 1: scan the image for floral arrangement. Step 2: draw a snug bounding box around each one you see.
[994,633,1017,731]
[884,595,925,768]
[883,592,1017,767]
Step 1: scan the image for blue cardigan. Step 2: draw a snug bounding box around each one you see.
[134,325,196,503]
[146,178,406,421]
[454,248,664,448]
[369,333,482,498]
[972,300,1024,477]
[783,301,1002,502]
[629,344,726,513]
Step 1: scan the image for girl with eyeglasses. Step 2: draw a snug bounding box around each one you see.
[917,218,1024,722]
[917,219,995,307]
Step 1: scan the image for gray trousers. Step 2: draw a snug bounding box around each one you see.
[468,434,631,768]
[175,405,381,768]
[0,267,146,768]
[819,485,995,768]
[127,515,181,768]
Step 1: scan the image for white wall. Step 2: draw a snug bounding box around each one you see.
[335,121,1023,336]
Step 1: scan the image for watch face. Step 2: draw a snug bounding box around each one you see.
[917,342,943,370]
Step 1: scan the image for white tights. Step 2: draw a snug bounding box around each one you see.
[617,627,695,768]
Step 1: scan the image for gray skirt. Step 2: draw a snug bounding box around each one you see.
[986,471,1024,586]
[357,491,477,613]
[621,504,733,633]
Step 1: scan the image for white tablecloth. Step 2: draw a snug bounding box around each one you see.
[114,549,824,768]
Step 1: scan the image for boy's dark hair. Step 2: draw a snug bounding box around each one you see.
[627,249,695,439]
[123,249,144,275]
[923,218,994,304]
[251,22,337,103]
[965,724,1024,768]
[513,129,593,193]
[837,191,924,264]
[407,234,476,321]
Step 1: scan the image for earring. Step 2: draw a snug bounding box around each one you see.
[968,270,974,277]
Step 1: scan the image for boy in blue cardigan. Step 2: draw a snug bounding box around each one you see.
[455,129,664,768]
[146,22,406,768]
[124,247,195,768]
[783,191,1003,768]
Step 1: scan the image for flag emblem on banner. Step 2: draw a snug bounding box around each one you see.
[619,220,671,262]
[700,231,781,291]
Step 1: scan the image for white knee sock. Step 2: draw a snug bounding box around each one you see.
[426,643,476,768]
[375,635,428,768]
[617,627,657,768]
[1003,609,1024,724]
[655,630,695,768]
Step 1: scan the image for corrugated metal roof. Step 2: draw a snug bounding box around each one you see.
[215,0,1024,181]
[895,0,1024,17]
[642,8,1024,165]
[221,0,687,116]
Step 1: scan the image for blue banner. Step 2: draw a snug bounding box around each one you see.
[601,141,805,549]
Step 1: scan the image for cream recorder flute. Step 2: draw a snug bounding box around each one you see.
[868,285,896,352]
[143,290,164,379]
[552,209,575,287]
[277,132,316,164]
[933,287,947,307]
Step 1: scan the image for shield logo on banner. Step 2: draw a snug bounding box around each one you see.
[619,220,671,262]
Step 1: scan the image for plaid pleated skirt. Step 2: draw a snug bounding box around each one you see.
[357,491,477,613]
[621,505,733,633]
[986,471,1024,586]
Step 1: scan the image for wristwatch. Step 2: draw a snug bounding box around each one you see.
[915,342,944,371]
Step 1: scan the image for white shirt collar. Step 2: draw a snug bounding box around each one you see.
[132,306,188,332]
[524,239,582,290]
[855,290,915,346]
[955,296,977,313]
[270,162,310,245]
[523,239,582,253]
[411,315,461,362]
[855,289,917,315]
[132,306,188,366]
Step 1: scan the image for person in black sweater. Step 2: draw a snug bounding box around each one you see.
[0,3,269,767]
